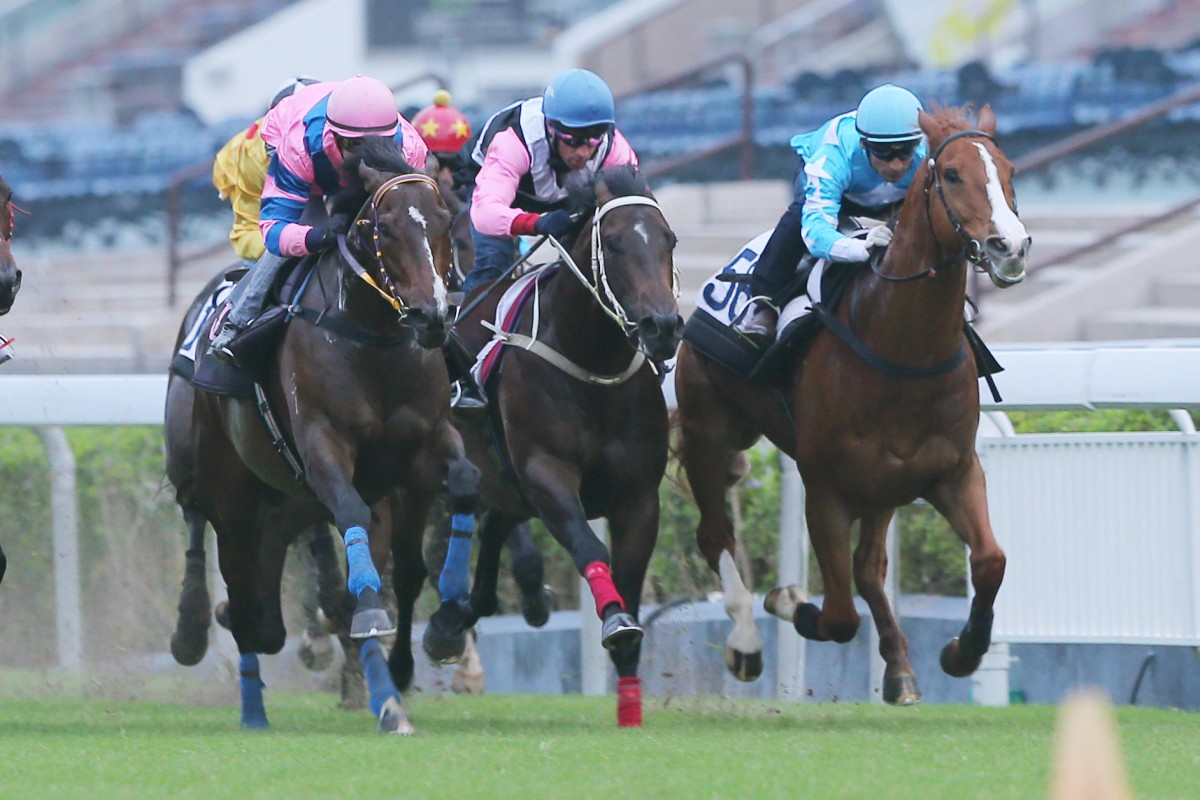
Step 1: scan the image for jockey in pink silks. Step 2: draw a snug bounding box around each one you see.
[208,75,429,364]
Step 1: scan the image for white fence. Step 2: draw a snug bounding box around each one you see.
[2,340,1199,695]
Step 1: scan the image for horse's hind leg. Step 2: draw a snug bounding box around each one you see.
[676,347,763,682]
[170,503,212,667]
[0,539,6,586]
[854,510,919,705]
[926,456,1006,678]
[296,526,338,672]
[507,521,553,627]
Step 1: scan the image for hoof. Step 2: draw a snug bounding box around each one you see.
[601,611,643,651]
[940,638,984,678]
[239,716,270,730]
[883,674,922,706]
[169,625,209,667]
[298,630,335,671]
[378,696,415,735]
[764,585,807,621]
[521,585,555,628]
[350,587,396,640]
[724,646,763,683]
[214,600,231,630]
[423,602,469,664]
[451,664,485,696]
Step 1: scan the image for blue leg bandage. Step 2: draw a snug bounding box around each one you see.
[343,526,381,598]
[438,514,475,603]
[360,638,398,717]
[239,653,268,729]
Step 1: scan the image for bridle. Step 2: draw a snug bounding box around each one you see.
[554,194,680,336]
[870,129,1009,284]
[336,172,443,319]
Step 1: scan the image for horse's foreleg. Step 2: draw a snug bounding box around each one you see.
[506,521,552,627]
[854,510,920,705]
[677,362,763,682]
[301,426,393,640]
[0,539,6,587]
[170,503,212,666]
[606,488,662,728]
[926,456,1006,678]
[521,454,641,651]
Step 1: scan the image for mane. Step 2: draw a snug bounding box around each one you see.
[920,105,981,153]
[332,136,418,217]
[566,164,648,216]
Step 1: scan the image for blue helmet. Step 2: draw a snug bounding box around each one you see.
[542,69,615,129]
[855,84,924,142]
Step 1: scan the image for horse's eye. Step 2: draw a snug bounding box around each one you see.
[944,168,961,184]
[377,223,391,238]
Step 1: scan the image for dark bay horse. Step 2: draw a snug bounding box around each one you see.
[426,165,683,726]
[674,107,1030,704]
[170,138,479,732]
[0,172,23,588]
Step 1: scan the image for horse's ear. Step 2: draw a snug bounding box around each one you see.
[357,161,386,192]
[918,109,942,153]
[423,152,440,180]
[976,104,997,136]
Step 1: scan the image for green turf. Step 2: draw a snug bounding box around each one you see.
[1,692,1197,799]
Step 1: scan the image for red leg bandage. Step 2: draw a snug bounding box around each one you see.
[617,676,642,728]
[583,561,625,618]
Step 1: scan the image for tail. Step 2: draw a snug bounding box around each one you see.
[664,409,693,501]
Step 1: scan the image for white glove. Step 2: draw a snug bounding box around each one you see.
[865,224,893,249]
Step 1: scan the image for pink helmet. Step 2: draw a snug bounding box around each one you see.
[327,75,399,138]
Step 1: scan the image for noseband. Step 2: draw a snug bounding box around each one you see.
[337,172,442,318]
[871,129,1009,284]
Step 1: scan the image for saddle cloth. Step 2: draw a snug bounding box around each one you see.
[169,279,257,397]
[468,265,559,396]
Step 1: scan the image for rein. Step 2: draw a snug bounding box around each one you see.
[486,194,676,386]
[870,129,995,284]
[338,172,442,318]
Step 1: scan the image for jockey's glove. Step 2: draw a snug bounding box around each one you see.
[304,214,351,253]
[533,209,573,237]
[832,236,871,263]
[865,224,893,249]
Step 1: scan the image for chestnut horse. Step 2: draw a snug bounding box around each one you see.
[171,138,478,732]
[674,107,1030,704]
[425,165,683,726]
[0,172,23,588]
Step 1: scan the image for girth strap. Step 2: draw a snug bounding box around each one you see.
[253,383,306,482]
[811,303,967,378]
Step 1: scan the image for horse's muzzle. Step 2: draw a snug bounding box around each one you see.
[408,307,448,349]
[984,235,1030,289]
[0,267,21,315]
[637,313,684,362]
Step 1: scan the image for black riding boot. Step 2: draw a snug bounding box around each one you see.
[208,251,289,364]
[443,333,486,410]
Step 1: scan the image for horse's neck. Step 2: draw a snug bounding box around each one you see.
[854,196,968,363]
[541,237,634,372]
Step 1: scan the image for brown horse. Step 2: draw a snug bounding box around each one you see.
[674,107,1030,704]
[424,165,683,726]
[0,172,22,587]
[170,138,478,732]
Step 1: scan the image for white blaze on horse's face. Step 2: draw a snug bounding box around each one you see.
[973,142,1029,287]
[633,220,650,246]
[408,205,448,314]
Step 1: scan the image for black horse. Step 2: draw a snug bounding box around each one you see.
[426,166,682,726]
[166,138,476,733]
[0,171,23,588]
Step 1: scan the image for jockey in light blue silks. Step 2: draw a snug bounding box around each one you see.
[737,83,929,345]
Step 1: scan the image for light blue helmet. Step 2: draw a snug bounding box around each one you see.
[542,69,615,129]
[854,84,924,142]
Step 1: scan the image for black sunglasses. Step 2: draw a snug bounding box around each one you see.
[865,140,919,161]
[548,122,609,148]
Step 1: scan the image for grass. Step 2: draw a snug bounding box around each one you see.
[1,690,1198,799]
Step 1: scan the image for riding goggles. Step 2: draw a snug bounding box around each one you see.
[865,139,919,162]
[548,122,609,148]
